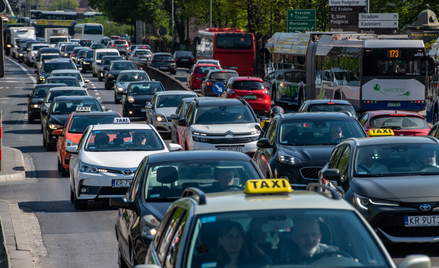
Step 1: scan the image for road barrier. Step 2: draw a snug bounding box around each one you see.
[0,110,2,171]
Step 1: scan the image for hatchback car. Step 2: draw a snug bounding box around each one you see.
[104,60,138,89]
[49,69,90,88]
[129,49,152,64]
[195,59,222,68]
[150,53,176,74]
[187,63,220,89]
[299,99,357,118]
[114,70,150,103]
[222,76,271,116]
[110,150,266,266]
[358,110,430,136]
[253,112,367,186]
[45,76,81,88]
[173,50,194,68]
[122,81,165,117]
[98,55,123,81]
[27,83,66,123]
[201,69,238,97]
[108,39,129,55]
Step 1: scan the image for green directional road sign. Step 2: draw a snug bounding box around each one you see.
[287,9,316,33]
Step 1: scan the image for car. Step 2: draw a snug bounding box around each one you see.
[71,46,85,63]
[36,53,62,72]
[122,81,165,117]
[39,85,82,121]
[110,35,121,41]
[107,39,129,55]
[34,47,60,69]
[173,50,194,68]
[264,69,306,106]
[119,33,131,44]
[69,38,80,43]
[99,37,111,46]
[26,43,49,67]
[45,76,81,88]
[134,178,429,268]
[104,60,138,90]
[129,49,152,64]
[17,46,27,63]
[169,97,203,144]
[358,110,430,136]
[27,84,67,123]
[195,59,222,68]
[187,63,220,89]
[54,109,121,177]
[49,69,90,88]
[42,95,104,151]
[67,118,182,209]
[110,150,266,266]
[253,112,367,186]
[319,136,439,243]
[178,98,260,155]
[114,70,150,104]
[222,76,271,116]
[91,48,120,77]
[98,55,123,81]
[145,91,198,137]
[60,43,79,58]
[35,59,75,84]
[127,44,152,58]
[201,69,238,97]
[79,49,95,73]
[79,39,93,47]
[150,53,177,74]
[298,99,357,118]
[90,43,105,50]
[74,48,92,68]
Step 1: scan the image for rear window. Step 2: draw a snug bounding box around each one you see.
[154,55,173,61]
[129,83,164,95]
[43,62,75,73]
[47,90,87,102]
[33,87,50,98]
[135,50,151,55]
[41,54,60,61]
[114,40,127,45]
[176,51,193,57]
[110,62,137,70]
[216,33,253,50]
[196,66,219,74]
[369,115,429,130]
[210,72,238,80]
[102,57,123,64]
[97,52,119,60]
[47,78,79,87]
[65,45,77,51]
[232,80,265,90]
[308,104,356,115]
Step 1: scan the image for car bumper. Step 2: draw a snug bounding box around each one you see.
[29,107,41,117]
[246,99,271,114]
[82,62,92,70]
[271,163,322,188]
[189,139,257,155]
[123,103,146,117]
[76,172,133,200]
[155,121,172,133]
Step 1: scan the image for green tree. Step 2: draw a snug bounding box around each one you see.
[49,0,79,11]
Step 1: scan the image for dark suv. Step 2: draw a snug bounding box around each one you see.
[173,51,194,68]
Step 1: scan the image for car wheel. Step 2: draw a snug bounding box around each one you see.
[73,194,87,209]
[61,164,69,177]
[70,188,74,204]
[28,115,34,124]
[114,94,121,104]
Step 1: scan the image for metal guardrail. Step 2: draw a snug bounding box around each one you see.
[0,110,2,171]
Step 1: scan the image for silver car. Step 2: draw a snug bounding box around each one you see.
[114,70,150,104]
[128,49,152,64]
[107,40,129,55]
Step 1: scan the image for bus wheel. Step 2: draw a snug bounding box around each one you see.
[334,92,341,100]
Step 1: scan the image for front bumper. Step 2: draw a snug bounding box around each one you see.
[76,171,134,200]
[123,103,146,117]
[189,138,257,155]
[155,121,172,133]
[271,163,322,188]
[29,107,41,118]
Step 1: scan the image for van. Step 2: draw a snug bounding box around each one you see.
[91,48,120,77]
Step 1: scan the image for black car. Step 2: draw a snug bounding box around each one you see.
[39,87,87,122]
[104,60,137,89]
[173,50,194,68]
[46,76,81,87]
[110,150,265,267]
[80,49,95,73]
[201,69,239,96]
[79,39,93,47]
[298,99,358,118]
[319,136,439,243]
[98,55,123,81]
[34,47,60,69]
[122,81,165,117]
[253,112,367,187]
[150,53,176,74]
[74,48,91,68]
[42,96,104,151]
[27,84,66,123]
[36,60,76,84]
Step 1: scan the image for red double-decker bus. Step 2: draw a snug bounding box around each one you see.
[195,28,255,76]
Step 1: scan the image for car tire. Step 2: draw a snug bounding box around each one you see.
[73,195,87,209]
[98,76,102,82]
[46,143,55,151]
[61,163,69,177]
[114,94,121,104]
[28,115,34,124]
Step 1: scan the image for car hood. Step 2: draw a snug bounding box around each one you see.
[155,107,177,117]
[191,123,259,135]
[130,95,154,104]
[278,144,335,164]
[116,82,130,89]
[108,70,122,76]
[31,98,44,104]
[144,202,173,221]
[352,176,439,202]
[49,114,70,125]
[81,150,166,169]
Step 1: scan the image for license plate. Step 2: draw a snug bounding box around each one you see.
[159,67,167,69]
[404,215,439,227]
[217,147,243,152]
[388,103,401,107]
[181,59,189,61]
[112,179,132,188]
[243,95,257,99]
[141,108,146,112]
[229,66,238,69]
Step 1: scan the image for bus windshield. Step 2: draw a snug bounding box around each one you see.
[84,25,103,35]
[363,48,424,76]
[216,33,253,50]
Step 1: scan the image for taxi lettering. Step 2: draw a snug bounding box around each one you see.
[368,128,394,137]
[114,117,131,124]
[244,178,292,194]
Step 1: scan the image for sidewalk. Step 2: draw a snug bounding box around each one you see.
[0,146,35,268]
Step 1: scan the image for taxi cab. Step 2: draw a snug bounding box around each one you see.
[54,107,121,177]
[67,118,182,209]
[135,179,429,268]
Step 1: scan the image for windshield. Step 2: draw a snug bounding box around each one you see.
[194,105,255,124]
[41,54,60,61]
[110,62,136,70]
[118,72,149,82]
[97,52,119,60]
[102,57,123,64]
[308,104,356,115]
[52,73,82,82]
[33,45,49,51]
[369,115,429,130]
[196,66,219,74]
[363,48,424,76]
[84,25,103,35]
[129,83,163,95]
[47,78,79,87]
[68,115,119,133]
[232,80,265,90]
[216,33,253,50]
[42,62,75,73]
[65,45,77,51]
[85,129,164,151]
[157,94,195,108]
[51,99,101,114]
[144,160,261,201]
[46,90,87,102]
[354,143,439,176]
[186,209,388,268]
[32,87,50,98]
[279,119,365,145]
[210,72,238,80]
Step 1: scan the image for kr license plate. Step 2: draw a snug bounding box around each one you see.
[181,59,189,61]
[141,108,146,112]
[243,95,257,99]
[159,67,167,69]
[217,147,243,152]
[112,179,132,188]
[387,103,401,107]
[404,215,439,227]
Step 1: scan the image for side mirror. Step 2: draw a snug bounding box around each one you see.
[53,129,63,136]
[145,102,153,109]
[65,145,78,154]
[34,70,38,74]
[85,79,90,83]
[110,197,135,210]
[256,138,273,148]
[170,114,178,120]
[398,255,430,268]
[168,143,182,151]
[178,119,187,126]
[322,169,341,182]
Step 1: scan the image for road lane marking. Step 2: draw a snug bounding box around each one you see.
[97,97,101,100]
[6,57,37,84]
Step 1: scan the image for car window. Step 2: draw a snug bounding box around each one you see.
[157,208,187,263]
[52,73,82,81]
[68,115,118,133]
[51,99,101,114]
[164,211,188,268]
[186,103,194,123]
[129,83,163,95]
[97,52,119,60]
[33,87,50,98]
[129,159,147,202]
[193,105,256,124]
[329,145,346,169]
[308,104,356,115]
[435,127,439,139]
[110,62,136,70]
[196,66,219,74]
[157,94,196,108]
[232,80,265,90]
[358,113,369,126]
[266,72,275,80]
[337,146,351,182]
[154,55,173,61]
[77,127,90,151]
[175,101,183,118]
[369,115,429,130]
[210,72,238,80]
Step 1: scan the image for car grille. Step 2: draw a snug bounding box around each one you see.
[105,168,136,175]
[377,213,439,237]
[203,137,253,144]
[299,167,321,180]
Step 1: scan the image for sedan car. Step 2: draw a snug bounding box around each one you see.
[129,49,152,64]
[45,76,81,88]
[187,63,220,89]
[201,69,238,97]
[104,60,138,90]
[114,70,150,104]
[39,86,88,121]
[79,49,95,73]
[98,55,123,81]
[49,69,90,88]
[253,112,367,187]
[358,110,430,136]
[27,83,66,123]
[68,121,181,209]
[150,53,176,74]
[320,136,439,243]
[122,81,165,117]
[110,150,266,266]
[298,99,357,118]
[173,50,194,68]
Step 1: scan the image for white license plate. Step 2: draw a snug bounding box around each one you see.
[388,103,401,107]
[112,179,132,188]
[217,147,242,152]
[404,215,439,227]
[181,59,189,61]
[243,95,257,99]
[141,108,146,112]
[159,67,167,69]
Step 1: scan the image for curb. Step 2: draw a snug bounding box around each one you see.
[0,147,26,183]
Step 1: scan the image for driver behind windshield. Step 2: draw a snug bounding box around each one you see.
[329,123,344,143]
[409,148,439,171]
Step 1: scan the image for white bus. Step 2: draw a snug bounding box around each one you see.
[73,23,104,43]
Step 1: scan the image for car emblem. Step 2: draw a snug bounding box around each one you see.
[419,204,431,212]
[225,130,234,135]
[124,169,133,175]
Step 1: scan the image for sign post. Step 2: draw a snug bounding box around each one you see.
[287,10,316,33]
[328,0,368,32]
[358,13,399,34]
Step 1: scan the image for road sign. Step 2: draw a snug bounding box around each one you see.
[358,13,398,34]
[329,0,367,32]
[359,28,399,35]
[157,27,167,36]
[359,21,398,28]
[213,82,225,95]
[287,9,316,33]
[359,13,398,21]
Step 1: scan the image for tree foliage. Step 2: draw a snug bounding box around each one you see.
[49,0,79,11]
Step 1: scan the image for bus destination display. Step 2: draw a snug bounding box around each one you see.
[387,49,401,58]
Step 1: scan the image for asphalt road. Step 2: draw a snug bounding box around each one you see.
[0,56,438,267]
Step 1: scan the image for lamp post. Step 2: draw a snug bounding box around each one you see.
[209,0,212,28]
[171,0,174,52]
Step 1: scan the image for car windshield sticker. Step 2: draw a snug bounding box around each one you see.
[202,263,217,268]
[150,194,160,198]
[201,216,216,224]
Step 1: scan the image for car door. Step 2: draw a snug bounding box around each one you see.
[70,127,89,190]
[146,95,157,124]
[256,118,278,177]
[179,103,194,149]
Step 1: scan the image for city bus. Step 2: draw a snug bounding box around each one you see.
[195,28,255,76]
[305,34,426,112]
[74,23,104,43]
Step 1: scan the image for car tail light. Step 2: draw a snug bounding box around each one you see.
[227,88,235,95]
[207,82,212,86]
[264,90,269,95]
[191,58,194,61]
[167,60,175,63]
[175,58,178,61]
[129,49,132,52]
[151,60,157,63]
[112,44,116,47]
[125,44,129,47]
[251,67,254,71]
[327,102,335,104]
[133,55,138,57]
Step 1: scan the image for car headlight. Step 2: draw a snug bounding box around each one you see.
[19,53,23,56]
[79,162,107,173]
[63,53,68,57]
[354,193,399,212]
[31,53,34,56]
[107,74,114,78]
[192,131,207,136]
[49,123,63,130]
[141,215,159,239]
[278,150,302,165]
[83,61,89,64]
[117,87,124,92]
[65,139,77,147]
[32,104,40,108]
[156,115,166,122]
[39,76,45,81]
[128,96,134,103]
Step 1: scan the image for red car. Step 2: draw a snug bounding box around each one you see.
[187,64,220,89]
[358,110,430,136]
[221,76,271,115]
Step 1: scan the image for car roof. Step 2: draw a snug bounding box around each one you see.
[197,98,246,107]
[91,123,153,131]
[208,69,237,73]
[147,150,252,164]
[155,91,197,96]
[281,112,356,121]
[364,110,424,117]
[53,96,96,101]
[48,87,86,91]
[230,76,263,82]
[349,136,439,146]
[71,111,119,117]
[305,99,352,105]
[47,76,78,80]
[51,70,80,73]
[35,83,67,88]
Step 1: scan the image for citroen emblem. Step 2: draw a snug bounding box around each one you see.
[225,130,234,136]
[419,204,431,212]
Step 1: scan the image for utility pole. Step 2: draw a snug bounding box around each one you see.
[209,0,212,28]
[171,0,174,52]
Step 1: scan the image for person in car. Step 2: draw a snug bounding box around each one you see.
[356,147,388,174]
[216,169,235,188]
[94,133,110,149]
[329,124,344,143]
[409,148,439,171]
[133,132,147,146]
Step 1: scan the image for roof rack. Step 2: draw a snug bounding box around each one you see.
[306,183,341,200]
[182,187,207,205]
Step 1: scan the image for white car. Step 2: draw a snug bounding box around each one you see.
[91,48,120,77]
[67,119,182,209]
[145,91,198,136]
[26,43,49,67]
[49,69,90,88]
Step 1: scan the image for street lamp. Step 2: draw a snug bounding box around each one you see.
[209,0,212,28]
[171,0,174,52]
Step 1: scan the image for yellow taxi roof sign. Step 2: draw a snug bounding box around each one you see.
[368,128,394,137]
[244,179,292,194]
